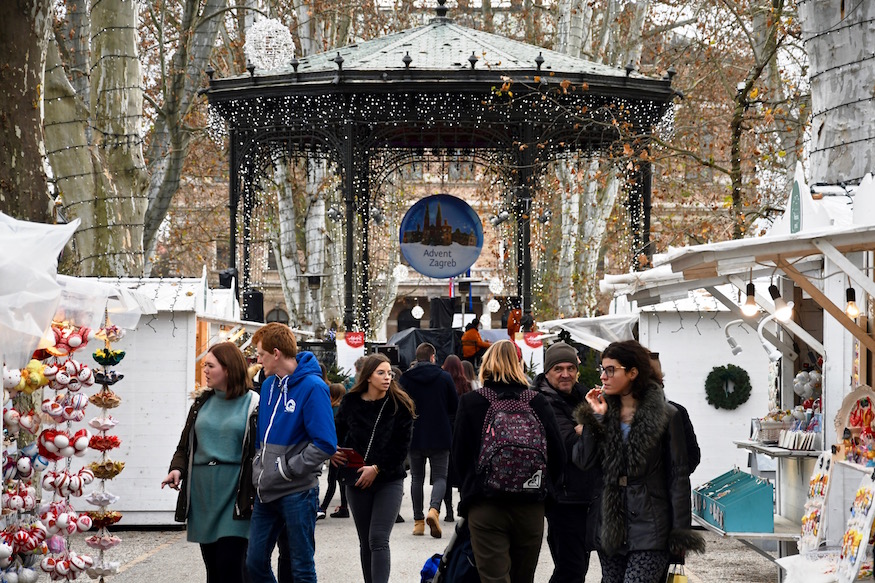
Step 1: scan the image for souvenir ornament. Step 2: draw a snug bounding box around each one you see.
[88,390,121,409]
[83,535,122,551]
[88,435,121,452]
[88,416,119,432]
[46,324,93,357]
[93,371,123,386]
[83,491,119,508]
[92,349,125,366]
[20,360,50,393]
[85,560,119,578]
[88,460,125,480]
[84,510,123,530]
[2,365,24,392]
[94,326,124,343]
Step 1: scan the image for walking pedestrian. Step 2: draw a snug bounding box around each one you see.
[453,339,565,583]
[534,342,601,583]
[461,359,480,391]
[246,323,337,583]
[332,354,415,583]
[161,342,259,583]
[398,343,459,538]
[318,383,349,520]
[574,340,705,583]
[440,354,470,522]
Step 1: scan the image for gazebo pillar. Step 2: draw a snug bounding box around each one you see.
[516,125,535,316]
[627,159,653,270]
[341,124,372,332]
[342,125,357,331]
[228,128,239,281]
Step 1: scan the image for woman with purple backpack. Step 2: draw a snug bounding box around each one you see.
[451,340,565,583]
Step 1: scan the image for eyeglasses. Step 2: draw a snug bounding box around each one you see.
[597,365,627,378]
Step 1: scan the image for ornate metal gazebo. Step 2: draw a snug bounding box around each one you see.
[205,0,675,330]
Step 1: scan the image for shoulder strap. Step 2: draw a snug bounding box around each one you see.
[480,386,498,404]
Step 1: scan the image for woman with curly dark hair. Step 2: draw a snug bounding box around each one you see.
[574,340,705,583]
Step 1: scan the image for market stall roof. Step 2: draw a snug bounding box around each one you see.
[600,168,875,357]
[601,226,875,358]
[537,314,638,351]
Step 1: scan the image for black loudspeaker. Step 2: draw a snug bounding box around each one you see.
[219,268,238,290]
[375,345,400,366]
[430,297,457,329]
[242,289,264,322]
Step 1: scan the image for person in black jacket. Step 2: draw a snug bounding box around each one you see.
[650,352,701,473]
[574,340,705,583]
[399,342,459,538]
[332,353,415,583]
[453,339,565,583]
[534,342,602,583]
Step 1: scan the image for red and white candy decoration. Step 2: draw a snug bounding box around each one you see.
[37,428,92,461]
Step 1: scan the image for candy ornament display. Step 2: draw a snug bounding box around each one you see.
[84,323,128,579]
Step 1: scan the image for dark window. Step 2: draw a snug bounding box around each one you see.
[265,307,289,324]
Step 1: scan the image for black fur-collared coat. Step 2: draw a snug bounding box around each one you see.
[573,381,705,557]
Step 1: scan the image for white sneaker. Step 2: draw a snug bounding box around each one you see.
[316,509,326,520]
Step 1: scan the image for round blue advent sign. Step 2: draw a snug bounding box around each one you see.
[399,194,483,279]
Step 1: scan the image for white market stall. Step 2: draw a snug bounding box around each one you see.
[601,170,875,580]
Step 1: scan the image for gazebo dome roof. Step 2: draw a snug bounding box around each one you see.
[210,8,673,101]
[289,18,634,79]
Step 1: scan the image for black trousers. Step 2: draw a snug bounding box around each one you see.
[200,536,249,583]
[545,503,592,583]
[320,462,348,510]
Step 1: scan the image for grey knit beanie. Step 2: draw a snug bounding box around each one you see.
[544,342,578,372]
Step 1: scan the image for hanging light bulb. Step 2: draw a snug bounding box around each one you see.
[741,282,759,317]
[411,304,424,319]
[846,287,861,319]
[769,284,793,322]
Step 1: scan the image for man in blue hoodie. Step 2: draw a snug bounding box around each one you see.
[247,323,337,583]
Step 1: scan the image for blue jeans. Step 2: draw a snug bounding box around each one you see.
[246,488,319,583]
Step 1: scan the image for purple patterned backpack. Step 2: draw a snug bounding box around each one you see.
[476,387,548,496]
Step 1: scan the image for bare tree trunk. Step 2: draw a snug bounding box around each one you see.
[303,162,329,331]
[86,0,148,275]
[544,0,648,314]
[481,0,494,32]
[44,35,100,262]
[275,164,303,325]
[369,213,401,342]
[143,0,229,270]
[0,0,52,222]
[799,1,875,183]
[554,163,579,315]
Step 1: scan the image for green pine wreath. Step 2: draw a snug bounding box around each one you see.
[705,364,752,410]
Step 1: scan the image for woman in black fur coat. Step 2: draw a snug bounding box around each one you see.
[573,340,704,583]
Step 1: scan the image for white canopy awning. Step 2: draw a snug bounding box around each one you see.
[537,314,639,351]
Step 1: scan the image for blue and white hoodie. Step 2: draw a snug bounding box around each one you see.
[252,351,337,503]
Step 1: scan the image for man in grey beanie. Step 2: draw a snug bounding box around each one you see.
[534,341,601,583]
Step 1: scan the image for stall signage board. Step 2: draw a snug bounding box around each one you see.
[837,472,875,583]
[798,451,833,553]
[399,194,483,279]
